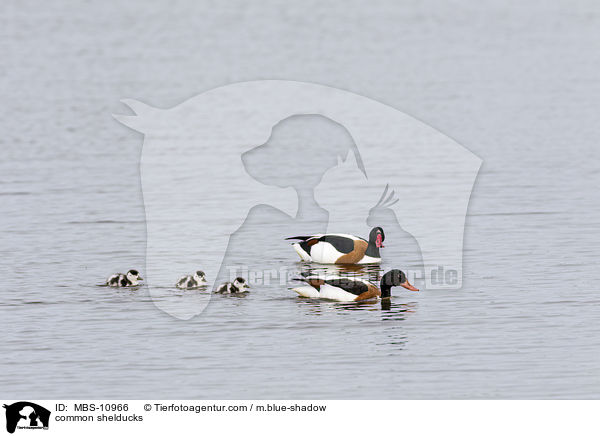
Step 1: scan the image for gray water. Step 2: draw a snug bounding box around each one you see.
[1,1,599,398]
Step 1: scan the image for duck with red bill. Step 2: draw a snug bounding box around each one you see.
[380,270,419,298]
[292,269,419,302]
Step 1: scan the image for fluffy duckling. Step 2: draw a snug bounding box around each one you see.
[106,269,143,287]
[215,277,250,294]
[176,270,207,289]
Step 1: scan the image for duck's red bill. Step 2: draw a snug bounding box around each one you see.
[401,282,419,291]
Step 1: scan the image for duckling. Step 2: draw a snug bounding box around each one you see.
[215,277,250,294]
[176,270,207,289]
[106,269,143,287]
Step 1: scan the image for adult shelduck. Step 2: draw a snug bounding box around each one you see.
[176,270,207,289]
[286,227,385,264]
[106,270,143,287]
[292,269,418,302]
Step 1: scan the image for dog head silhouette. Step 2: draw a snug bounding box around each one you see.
[3,402,50,434]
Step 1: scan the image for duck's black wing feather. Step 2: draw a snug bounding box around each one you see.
[323,278,369,296]
[285,236,313,241]
[318,235,354,254]
[286,234,355,254]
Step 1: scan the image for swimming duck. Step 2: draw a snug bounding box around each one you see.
[215,277,250,294]
[286,227,385,264]
[106,269,143,287]
[176,270,207,289]
[292,269,418,302]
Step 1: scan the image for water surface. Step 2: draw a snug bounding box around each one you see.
[1,0,599,398]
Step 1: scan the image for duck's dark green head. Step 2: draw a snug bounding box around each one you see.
[380,269,419,298]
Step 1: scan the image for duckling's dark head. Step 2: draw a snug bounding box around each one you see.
[380,269,418,298]
[234,277,250,289]
[369,227,385,248]
[127,269,144,280]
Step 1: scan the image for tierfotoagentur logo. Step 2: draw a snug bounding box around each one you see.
[3,402,50,434]
[114,80,481,319]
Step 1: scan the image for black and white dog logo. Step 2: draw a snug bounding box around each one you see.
[3,402,50,433]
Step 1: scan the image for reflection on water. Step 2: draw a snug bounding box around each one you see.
[295,298,417,352]
[381,300,416,317]
[298,262,383,283]
[213,292,250,299]
[296,295,417,319]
